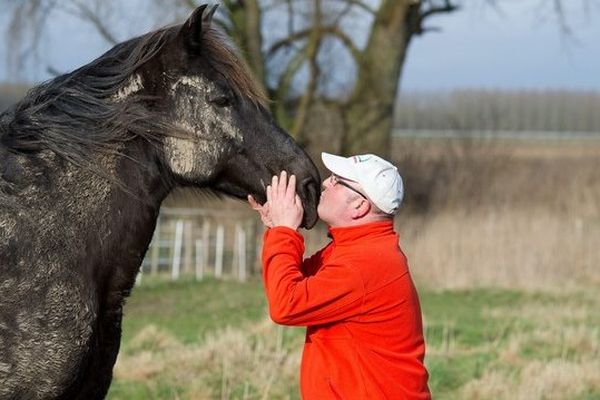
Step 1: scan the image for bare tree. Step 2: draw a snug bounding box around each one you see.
[3,0,595,156]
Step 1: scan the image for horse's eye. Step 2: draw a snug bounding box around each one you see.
[210,95,232,108]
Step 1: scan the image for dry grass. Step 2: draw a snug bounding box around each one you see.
[113,319,303,399]
[400,208,600,290]
[112,285,600,399]
[120,138,600,398]
[462,359,600,400]
[460,331,600,400]
[287,138,600,290]
[424,288,600,399]
[161,138,600,290]
[391,138,599,289]
[392,138,600,215]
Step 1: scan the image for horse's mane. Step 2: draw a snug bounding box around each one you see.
[201,29,268,109]
[0,28,175,167]
[0,24,267,169]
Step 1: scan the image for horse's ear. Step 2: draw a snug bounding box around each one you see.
[180,4,218,53]
[203,5,218,25]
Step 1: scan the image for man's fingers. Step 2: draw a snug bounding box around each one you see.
[271,174,280,200]
[271,171,288,199]
[286,174,297,201]
[295,194,304,211]
[265,171,303,230]
[248,195,260,210]
[248,195,273,228]
[278,171,288,198]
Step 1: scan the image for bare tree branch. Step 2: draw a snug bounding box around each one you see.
[222,0,266,88]
[286,0,296,44]
[6,0,60,78]
[273,43,309,124]
[59,0,119,45]
[416,0,460,34]
[267,25,361,62]
[291,0,323,140]
[552,0,573,36]
[330,0,377,15]
[331,1,355,26]
[46,64,63,77]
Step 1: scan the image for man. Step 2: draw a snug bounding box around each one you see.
[248,153,430,399]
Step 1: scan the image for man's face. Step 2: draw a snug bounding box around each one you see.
[317,174,366,226]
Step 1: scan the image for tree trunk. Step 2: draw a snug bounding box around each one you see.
[340,0,419,157]
[227,0,266,89]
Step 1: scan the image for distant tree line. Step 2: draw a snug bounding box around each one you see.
[395,89,600,132]
[2,83,599,133]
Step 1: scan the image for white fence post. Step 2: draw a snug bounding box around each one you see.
[172,219,184,280]
[202,220,210,276]
[143,209,260,282]
[215,224,224,278]
[195,239,203,281]
[183,221,193,274]
[236,223,247,282]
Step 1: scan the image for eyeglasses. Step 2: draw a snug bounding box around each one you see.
[330,174,368,200]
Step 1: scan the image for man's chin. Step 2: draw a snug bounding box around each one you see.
[316,208,328,225]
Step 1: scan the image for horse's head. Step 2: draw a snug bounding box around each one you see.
[129,5,320,227]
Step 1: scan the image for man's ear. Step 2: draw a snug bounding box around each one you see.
[350,199,371,220]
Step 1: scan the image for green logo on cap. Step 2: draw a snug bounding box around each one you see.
[353,155,372,163]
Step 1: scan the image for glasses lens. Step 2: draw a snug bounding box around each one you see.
[333,175,367,200]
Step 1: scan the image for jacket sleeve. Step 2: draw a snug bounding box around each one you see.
[262,226,364,326]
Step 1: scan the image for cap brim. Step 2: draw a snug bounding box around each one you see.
[321,152,358,181]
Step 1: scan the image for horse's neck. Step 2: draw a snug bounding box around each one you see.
[93,141,173,296]
[2,141,171,299]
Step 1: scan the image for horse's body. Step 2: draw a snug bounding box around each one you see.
[0,6,320,399]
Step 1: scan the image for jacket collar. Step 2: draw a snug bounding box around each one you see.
[328,220,395,245]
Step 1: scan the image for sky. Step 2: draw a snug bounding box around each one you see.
[401,1,600,91]
[1,1,599,92]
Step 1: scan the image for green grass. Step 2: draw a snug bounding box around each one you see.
[422,289,528,347]
[109,380,184,400]
[107,279,600,399]
[121,277,268,346]
[421,289,600,399]
[421,290,523,398]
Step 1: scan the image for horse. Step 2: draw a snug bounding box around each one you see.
[0,5,320,399]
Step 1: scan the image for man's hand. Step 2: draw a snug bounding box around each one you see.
[248,194,273,228]
[248,171,304,230]
[267,171,304,230]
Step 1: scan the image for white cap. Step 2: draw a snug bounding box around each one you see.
[321,152,404,215]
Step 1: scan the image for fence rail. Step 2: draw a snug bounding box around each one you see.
[138,207,263,284]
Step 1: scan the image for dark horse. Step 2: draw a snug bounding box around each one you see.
[0,5,320,399]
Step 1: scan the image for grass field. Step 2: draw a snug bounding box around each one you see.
[107,278,600,400]
[107,138,600,399]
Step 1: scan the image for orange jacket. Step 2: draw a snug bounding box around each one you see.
[262,220,430,399]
